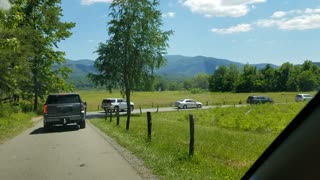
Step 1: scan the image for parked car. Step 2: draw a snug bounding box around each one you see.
[295,94,313,102]
[101,98,134,113]
[175,99,202,109]
[246,96,273,104]
[43,93,86,130]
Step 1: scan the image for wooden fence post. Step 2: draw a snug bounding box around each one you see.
[157,105,159,113]
[116,109,120,126]
[189,114,195,157]
[109,110,113,122]
[140,107,142,114]
[147,112,152,142]
[105,109,108,120]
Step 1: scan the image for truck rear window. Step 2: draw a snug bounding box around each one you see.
[46,95,80,104]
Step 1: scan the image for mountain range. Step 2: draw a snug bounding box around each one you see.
[64,55,278,79]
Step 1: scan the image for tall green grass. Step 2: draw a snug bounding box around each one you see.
[91,102,306,179]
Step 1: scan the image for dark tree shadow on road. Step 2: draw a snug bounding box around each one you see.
[30,124,79,135]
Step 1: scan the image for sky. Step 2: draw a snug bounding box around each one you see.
[2,0,320,65]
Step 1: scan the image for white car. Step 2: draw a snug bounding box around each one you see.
[101,98,134,112]
[295,94,313,102]
[175,99,202,109]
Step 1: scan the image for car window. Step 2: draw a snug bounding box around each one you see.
[46,95,80,104]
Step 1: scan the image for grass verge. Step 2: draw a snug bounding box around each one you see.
[0,112,36,143]
[90,103,305,179]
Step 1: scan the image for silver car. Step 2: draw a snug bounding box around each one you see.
[175,99,202,109]
[295,94,313,102]
[101,98,134,112]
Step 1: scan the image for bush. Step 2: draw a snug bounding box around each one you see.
[189,88,202,94]
[0,103,15,117]
[19,100,33,113]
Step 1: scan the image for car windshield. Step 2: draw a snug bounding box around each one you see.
[1,0,318,179]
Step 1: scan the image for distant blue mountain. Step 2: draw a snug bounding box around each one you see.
[63,56,279,79]
[157,55,244,78]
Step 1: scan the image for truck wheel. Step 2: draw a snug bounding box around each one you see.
[44,122,50,131]
[197,104,202,108]
[183,105,187,109]
[79,120,86,129]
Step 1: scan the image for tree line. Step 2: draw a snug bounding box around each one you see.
[209,60,320,92]
[138,60,319,93]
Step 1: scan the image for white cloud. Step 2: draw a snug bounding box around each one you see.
[0,0,11,10]
[271,11,286,18]
[81,0,112,5]
[162,12,175,18]
[257,8,320,30]
[179,0,266,17]
[279,14,320,30]
[210,24,252,34]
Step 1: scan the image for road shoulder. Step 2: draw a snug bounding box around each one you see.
[88,121,159,179]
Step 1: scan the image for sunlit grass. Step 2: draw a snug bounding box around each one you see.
[91,102,306,179]
[0,112,35,143]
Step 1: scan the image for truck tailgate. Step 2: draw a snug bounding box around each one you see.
[47,104,81,117]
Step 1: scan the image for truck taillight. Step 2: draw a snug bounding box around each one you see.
[43,104,48,114]
[81,103,86,113]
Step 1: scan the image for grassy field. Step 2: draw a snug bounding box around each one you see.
[78,89,316,112]
[90,102,307,179]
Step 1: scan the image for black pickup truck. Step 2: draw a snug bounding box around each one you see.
[43,93,86,130]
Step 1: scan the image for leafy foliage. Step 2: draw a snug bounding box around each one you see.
[0,0,75,111]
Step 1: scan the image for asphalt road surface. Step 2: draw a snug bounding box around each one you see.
[86,105,244,118]
[0,121,145,180]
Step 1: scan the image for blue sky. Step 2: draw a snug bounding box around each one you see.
[21,0,320,65]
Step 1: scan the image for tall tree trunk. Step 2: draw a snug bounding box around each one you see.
[33,66,39,112]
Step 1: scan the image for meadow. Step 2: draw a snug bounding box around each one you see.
[90,102,307,179]
[78,89,315,112]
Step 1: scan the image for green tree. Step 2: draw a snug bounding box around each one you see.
[297,60,319,91]
[297,70,317,91]
[224,64,240,92]
[236,64,258,92]
[192,73,209,90]
[0,7,35,102]
[209,65,228,92]
[89,0,172,130]
[259,64,275,92]
[5,0,75,111]
[275,62,294,91]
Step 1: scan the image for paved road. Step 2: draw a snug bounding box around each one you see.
[86,105,245,118]
[0,121,143,180]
